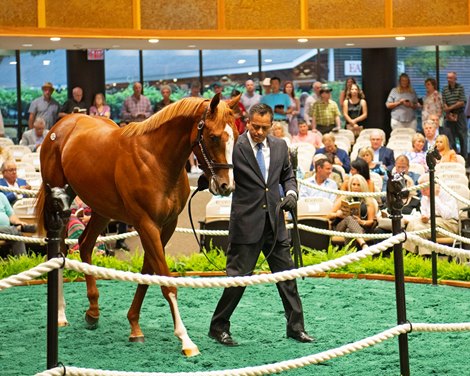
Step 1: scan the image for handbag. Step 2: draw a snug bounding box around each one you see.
[446,112,458,122]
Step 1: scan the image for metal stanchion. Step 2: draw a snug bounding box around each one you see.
[386,171,410,376]
[426,147,441,285]
[44,185,71,370]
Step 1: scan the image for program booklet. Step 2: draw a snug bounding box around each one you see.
[340,199,361,217]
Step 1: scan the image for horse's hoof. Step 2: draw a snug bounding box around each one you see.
[182,347,200,357]
[85,313,99,330]
[129,336,145,343]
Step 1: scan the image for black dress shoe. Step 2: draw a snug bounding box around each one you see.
[287,330,315,343]
[208,329,238,346]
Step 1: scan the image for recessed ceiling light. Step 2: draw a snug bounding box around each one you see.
[346,43,355,46]
[43,60,51,66]
[297,38,308,43]
[148,39,159,44]
[237,59,246,64]
[21,43,33,47]
[395,36,406,41]
[173,78,178,82]
[248,72,252,76]
[264,59,272,63]
[187,44,196,48]
[50,37,61,42]
[9,61,17,65]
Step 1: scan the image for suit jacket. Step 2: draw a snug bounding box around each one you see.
[0,178,27,204]
[19,129,49,151]
[378,147,395,171]
[229,133,297,244]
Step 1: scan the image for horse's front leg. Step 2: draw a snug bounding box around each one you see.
[131,220,199,356]
[78,213,109,328]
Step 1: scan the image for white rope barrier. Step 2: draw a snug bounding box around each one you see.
[436,176,470,206]
[0,258,63,290]
[406,233,470,260]
[34,322,470,376]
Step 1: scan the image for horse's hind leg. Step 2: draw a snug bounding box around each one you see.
[78,212,109,327]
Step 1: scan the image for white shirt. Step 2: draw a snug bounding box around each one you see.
[421,190,458,220]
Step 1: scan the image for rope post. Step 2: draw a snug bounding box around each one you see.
[426,148,441,285]
[386,172,410,376]
[44,185,71,370]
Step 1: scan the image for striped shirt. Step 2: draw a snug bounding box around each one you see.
[442,83,466,110]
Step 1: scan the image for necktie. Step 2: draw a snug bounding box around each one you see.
[256,143,266,181]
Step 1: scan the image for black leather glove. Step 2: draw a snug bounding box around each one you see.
[280,194,297,212]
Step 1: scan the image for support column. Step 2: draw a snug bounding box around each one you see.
[362,48,397,138]
[66,50,105,109]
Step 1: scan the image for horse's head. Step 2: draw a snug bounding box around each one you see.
[386,170,409,212]
[193,94,239,196]
[44,184,71,232]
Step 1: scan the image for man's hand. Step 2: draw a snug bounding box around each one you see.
[280,194,297,212]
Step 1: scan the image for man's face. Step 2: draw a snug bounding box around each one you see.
[247,113,272,144]
[42,87,53,100]
[270,79,280,92]
[320,91,330,101]
[2,163,17,183]
[395,159,409,174]
[298,123,308,135]
[317,162,332,180]
[370,135,383,150]
[161,88,171,99]
[72,88,83,102]
[447,73,457,86]
[133,83,142,97]
[245,80,255,93]
[313,83,322,95]
[423,123,436,138]
[34,122,46,137]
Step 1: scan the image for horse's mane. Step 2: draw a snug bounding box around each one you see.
[121,97,233,137]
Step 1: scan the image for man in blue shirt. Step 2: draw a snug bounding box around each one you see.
[0,192,29,256]
[260,77,292,122]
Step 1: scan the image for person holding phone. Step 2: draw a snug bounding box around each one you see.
[386,73,419,130]
[260,76,292,122]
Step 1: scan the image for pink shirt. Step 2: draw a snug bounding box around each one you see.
[292,131,323,148]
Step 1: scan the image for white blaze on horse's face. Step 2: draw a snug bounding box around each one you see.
[224,124,235,190]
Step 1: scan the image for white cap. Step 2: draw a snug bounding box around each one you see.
[262,77,271,86]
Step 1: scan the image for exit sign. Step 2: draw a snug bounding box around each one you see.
[87,49,104,61]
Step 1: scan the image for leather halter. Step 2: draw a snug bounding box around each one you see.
[193,106,234,178]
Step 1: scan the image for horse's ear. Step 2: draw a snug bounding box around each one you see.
[227,94,241,111]
[210,93,221,114]
[386,169,392,180]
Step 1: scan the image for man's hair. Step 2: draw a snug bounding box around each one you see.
[249,103,273,121]
[34,117,46,127]
[160,85,171,94]
[1,160,15,172]
[270,77,281,84]
[314,158,331,170]
[395,154,409,165]
[423,119,437,129]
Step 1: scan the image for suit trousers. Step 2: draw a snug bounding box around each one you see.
[210,215,305,334]
[445,112,468,159]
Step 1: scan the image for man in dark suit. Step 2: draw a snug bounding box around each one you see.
[369,130,395,171]
[422,117,452,151]
[209,103,313,346]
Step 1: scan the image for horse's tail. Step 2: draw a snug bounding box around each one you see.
[35,183,46,236]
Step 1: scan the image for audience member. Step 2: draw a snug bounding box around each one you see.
[339,77,357,107]
[303,81,322,125]
[0,191,31,256]
[272,122,291,147]
[261,77,271,95]
[394,154,420,185]
[28,82,60,129]
[442,71,467,161]
[341,158,375,193]
[315,133,350,173]
[58,86,87,118]
[0,160,31,205]
[291,120,323,148]
[189,81,202,97]
[300,158,338,201]
[435,134,457,163]
[240,79,261,112]
[422,77,443,123]
[20,117,48,152]
[89,93,111,118]
[310,84,341,134]
[404,133,427,170]
[359,147,387,177]
[369,130,395,170]
[404,173,458,256]
[342,83,368,137]
[154,85,174,113]
[120,82,153,123]
[283,81,300,136]
[212,82,225,98]
[260,77,292,122]
[386,73,419,130]
[328,175,377,250]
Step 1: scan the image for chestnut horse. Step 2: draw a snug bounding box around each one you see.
[35,94,238,356]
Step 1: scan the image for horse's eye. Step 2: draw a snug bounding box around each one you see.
[210,135,221,143]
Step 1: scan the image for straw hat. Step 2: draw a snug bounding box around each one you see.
[262,77,271,86]
[41,82,55,91]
